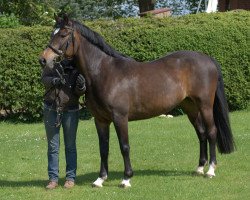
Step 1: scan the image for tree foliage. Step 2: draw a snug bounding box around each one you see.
[0,0,206,25]
[55,0,139,19]
[0,0,55,25]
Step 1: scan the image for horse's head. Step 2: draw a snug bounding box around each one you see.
[39,14,77,69]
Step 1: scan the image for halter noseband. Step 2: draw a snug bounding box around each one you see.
[47,44,63,56]
[47,26,75,60]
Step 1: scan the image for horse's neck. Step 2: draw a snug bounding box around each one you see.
[76,37,135,85]
[75,39,114,88]
[77,40,106,73]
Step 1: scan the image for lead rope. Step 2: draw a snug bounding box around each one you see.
[44,62,66,128]
[44,85,63,128]
[54,87,63,128]
[54,62,66,127]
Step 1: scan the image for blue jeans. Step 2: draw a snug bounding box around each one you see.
[44,105,79,182]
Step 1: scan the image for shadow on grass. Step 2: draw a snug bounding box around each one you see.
[0,169,194,188]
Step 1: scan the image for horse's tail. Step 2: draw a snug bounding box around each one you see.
[211,58,235,154]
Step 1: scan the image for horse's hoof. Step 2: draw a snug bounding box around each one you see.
[92,177,107,188]
[92,182,103,188]
[195,166,204,175]
[206,164,216,178]
[206,173,215,178]
[195,171,204,176]
[119,179,131,188]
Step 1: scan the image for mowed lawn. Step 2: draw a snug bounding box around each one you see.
[0,109,249,200]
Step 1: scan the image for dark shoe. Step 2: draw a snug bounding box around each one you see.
[46,181,58,189]
[64,180,75,189]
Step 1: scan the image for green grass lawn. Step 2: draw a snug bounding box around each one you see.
[0,109,249,200]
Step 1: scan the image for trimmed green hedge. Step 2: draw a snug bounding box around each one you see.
[0,11,249,121]
[0,26,50,121]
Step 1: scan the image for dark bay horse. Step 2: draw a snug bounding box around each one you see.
[39,15,235,187]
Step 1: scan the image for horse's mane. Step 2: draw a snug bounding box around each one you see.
[72,20,130,59]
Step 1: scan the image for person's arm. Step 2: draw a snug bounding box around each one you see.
[41,68,64,87]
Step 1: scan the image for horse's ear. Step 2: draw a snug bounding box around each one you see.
[54,13,60,23]
[63,13,69,25]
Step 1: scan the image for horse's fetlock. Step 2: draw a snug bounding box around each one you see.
[125,170,133,178]
[199,159,208,166]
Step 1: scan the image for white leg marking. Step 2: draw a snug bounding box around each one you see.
[196,166,205,175]
[206,164,216,178]
[92,176,107,188]
[119,179,131,188]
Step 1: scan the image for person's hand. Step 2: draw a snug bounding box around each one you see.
[52,77,64,86]
[76,74,86,91]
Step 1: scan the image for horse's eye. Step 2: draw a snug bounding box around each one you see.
[60,33,68,37]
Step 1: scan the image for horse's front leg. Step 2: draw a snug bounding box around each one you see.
[92,118,110,188]
[113,113,133,188]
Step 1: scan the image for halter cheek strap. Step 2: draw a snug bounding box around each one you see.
[47,26,75,59]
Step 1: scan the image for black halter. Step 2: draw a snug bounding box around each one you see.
[47,26,75,62]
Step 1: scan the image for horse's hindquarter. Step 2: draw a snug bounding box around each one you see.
[169,51,218,99]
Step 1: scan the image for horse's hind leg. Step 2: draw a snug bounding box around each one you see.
[113,113,133,188]
[180,100,208,175]
[200,105,217,177]
[182,98,217,177]
[192,113,208,175]
[92,118,110,187]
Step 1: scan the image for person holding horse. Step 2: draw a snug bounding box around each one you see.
[41,58,86,189]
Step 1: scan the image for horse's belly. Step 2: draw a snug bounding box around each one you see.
[128,112,163,121]
[127,97,181,121]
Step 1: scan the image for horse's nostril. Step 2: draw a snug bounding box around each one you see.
[39,58,46,66]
